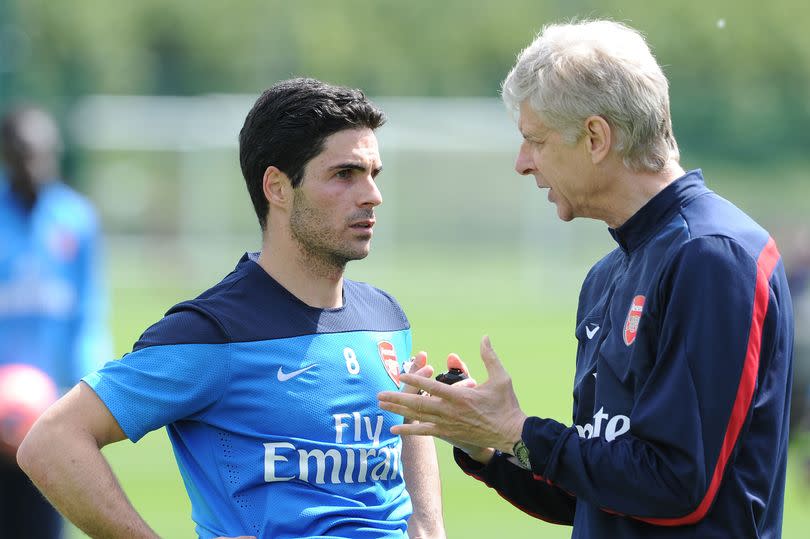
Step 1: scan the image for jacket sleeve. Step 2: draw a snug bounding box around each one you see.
[521,236,782,524]
[454,448,576,524]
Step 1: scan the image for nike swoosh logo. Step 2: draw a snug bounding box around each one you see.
[586,325,600,340]
[277,364,318,382]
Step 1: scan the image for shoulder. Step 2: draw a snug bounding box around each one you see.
[678,192,768,257]
[345,278,407,311]
[133,307,228,352]
[346,278,404,307]
[44,183,100,235]
[652,186,782,282]
[660,235,777,297]
[670,235,755,269]
[132,263,253,351]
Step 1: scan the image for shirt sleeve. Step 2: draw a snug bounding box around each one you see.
[454,448,576,524]
[82,309,230,442]
[521,236,781,524]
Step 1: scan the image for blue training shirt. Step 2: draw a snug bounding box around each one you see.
[84,253,414,538]
[0,175,109,390]
[456,170,793,538]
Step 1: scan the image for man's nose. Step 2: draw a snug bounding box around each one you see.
[359,175,383,207]
[514,142,535,176]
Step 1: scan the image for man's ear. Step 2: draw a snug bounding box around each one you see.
[584,116,612,164]
[263,166,292,210]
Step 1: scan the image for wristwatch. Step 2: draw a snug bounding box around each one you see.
[512,439,531,470]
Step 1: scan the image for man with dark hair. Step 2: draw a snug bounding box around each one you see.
[18,79,445,539]
[1,105,109,539]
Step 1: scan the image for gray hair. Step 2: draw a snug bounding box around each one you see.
[502,20,679,172]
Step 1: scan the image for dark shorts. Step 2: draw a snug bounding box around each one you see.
[0,457,63,539]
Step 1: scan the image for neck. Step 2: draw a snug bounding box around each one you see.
[10,178,40,211]
[257,231,345,309]
[598,160,685,229]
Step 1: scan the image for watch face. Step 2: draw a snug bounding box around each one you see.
[514,440,531,469]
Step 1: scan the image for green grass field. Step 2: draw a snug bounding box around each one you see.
[64,243,810,538]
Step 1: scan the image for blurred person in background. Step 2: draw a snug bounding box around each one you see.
[18,78,445,539]
[0,105,109,539]
[379,19,794,538]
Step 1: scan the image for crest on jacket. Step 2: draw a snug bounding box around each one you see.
[623,295,645,346]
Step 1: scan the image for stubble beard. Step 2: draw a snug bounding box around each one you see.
[289,192,370,278]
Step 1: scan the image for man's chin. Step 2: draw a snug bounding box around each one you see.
[555,205,575,222]
[332,243,372,265]
[348,245,371,261]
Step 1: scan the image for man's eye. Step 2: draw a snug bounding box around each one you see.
[336,170,352,179]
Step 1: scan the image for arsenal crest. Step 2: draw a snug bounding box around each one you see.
[623,295,645,346]
[377,341,400,388]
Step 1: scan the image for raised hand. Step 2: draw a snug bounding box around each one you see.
[378,336,527,457]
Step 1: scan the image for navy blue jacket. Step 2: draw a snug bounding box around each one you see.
[457,170,793,538]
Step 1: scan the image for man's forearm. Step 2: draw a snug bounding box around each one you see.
[401,435,445,539]
[17,413,157,538]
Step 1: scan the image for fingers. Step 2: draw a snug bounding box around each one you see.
[409,351,433,379]
[402,352,433,394]
[396,374,455,399]
[391,421,439,437]
[402,364,434,395]
[380,394,445,425]
[413,365,434,378]
[411,351,428,371]
[378,390,420,410]
[446,352,469,374]
[456,377,478,388]
[446,352,478,386]
[380,401,421,422]
[379,390,442,416]
[479,335,508,380]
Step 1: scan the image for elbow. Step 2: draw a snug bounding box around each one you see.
[16,422,41,475]
[667,462,709,516]
[633,465,711,525]
[16,413,56,482]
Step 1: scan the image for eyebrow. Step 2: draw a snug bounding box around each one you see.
[520,128,546,142]
[329,162,383,176]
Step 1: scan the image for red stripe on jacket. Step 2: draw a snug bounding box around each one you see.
[639,237,780,526]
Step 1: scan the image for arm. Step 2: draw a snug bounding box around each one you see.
[382,237,780,523]
[401,434,445,539]
[16,382,159,538]
[398,352,445,538]
[432,353,576,524]
[381,343,576,524]
[453,448,576,524]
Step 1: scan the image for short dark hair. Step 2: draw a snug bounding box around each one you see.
[239,78,386,229]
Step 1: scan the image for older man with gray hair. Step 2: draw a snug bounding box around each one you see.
[379,19,793,538]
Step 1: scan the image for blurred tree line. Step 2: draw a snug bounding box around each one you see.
[1,0,808,162]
